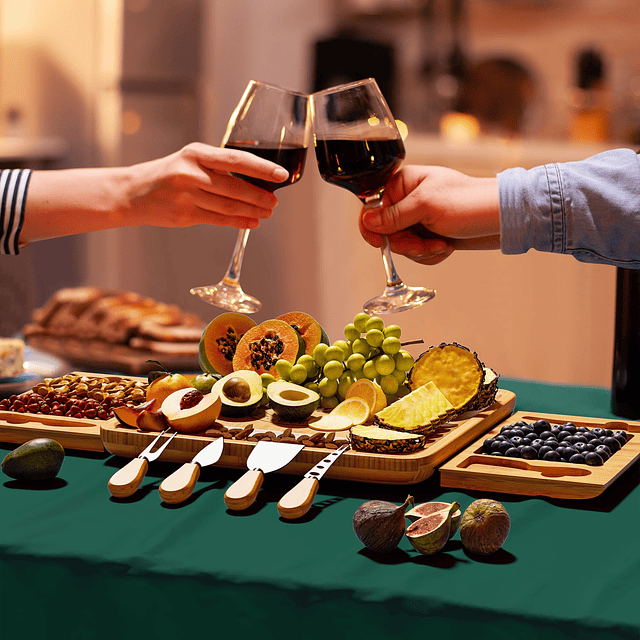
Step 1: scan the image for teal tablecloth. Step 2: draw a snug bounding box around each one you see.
[1,379,638,640]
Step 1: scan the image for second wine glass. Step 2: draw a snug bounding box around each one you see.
[311,78,435,314]
[190,80,310,313]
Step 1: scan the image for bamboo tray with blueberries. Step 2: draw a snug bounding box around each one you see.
[439,410,640,499]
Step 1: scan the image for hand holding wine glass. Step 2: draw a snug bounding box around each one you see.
[190,80,310,313]
[311,78,435,314]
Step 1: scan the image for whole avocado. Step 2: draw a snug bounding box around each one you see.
[2,438,65,481]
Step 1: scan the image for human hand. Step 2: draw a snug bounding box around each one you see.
[358,165,501,265]
[127,142,290,229]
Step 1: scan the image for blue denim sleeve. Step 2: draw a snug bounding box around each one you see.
[497,148,640,267]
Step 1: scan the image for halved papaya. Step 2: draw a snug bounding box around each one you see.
[199,312,257,376]
[276,311,329,356]
[233,319,304,378]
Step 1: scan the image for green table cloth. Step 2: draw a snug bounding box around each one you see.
[1,379,638,640]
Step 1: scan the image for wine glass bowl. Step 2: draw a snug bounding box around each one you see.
[190,80,310,312]
[311,78,435,314]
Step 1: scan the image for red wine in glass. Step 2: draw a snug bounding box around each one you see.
[224,141,307,192]
[314,137,404,199]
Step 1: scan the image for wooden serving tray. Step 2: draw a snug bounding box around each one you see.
[0,372,147,453]
[439,410,640,499]
[100,389,516,485]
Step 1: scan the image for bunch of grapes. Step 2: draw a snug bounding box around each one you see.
[269,312,415,410]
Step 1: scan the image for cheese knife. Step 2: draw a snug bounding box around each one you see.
[277,444,349,519]
[224,439,304,511]
[158,438,224,504]
[108,429,178,498]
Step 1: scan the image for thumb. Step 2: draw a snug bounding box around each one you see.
[361,194,427,235]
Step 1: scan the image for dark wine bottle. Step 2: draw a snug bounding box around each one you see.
[611,267,640,418]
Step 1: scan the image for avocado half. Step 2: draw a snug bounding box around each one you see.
[211,370,263,418]
[267,380,320,422]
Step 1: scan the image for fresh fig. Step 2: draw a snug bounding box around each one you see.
[406,501,462,538]
[405,501,460,555]
[459,499,510,556]
[353,495,414,553]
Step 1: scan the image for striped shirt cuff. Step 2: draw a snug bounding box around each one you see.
[0,168,31,255]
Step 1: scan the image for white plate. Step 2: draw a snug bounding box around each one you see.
[0,346,68,397]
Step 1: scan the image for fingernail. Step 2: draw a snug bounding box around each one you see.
[274,167,289,181]
[365,210,383,228]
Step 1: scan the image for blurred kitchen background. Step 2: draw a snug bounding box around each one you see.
[1,0,639,387]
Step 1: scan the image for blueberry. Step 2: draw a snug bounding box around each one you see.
[569,453,585,464]
[570,435,588,445]
[585,452,604,466]
[500,425,514,433]
[509,428,525,438]
[530,439,544,450]
[498,441,512,454]
[584,443,595,452]
[544,440,559,449]
[491,451,503,456]
[540,430,556,440]
[591,427,606,439]
[505,447,522,458]
[520,425,534,435]
[538,445,553,457]
[543,450,561,462]
[563,424,577,435]
[490,441,504,453]
[613,430,628,446]
[603,436,621,453]
[521,446,538,460]
[583,431,597,441]
[577,426,589,433]
[500,430,515,440]
[573,442,588,453]
[557,430,572,441]
[604,429,614,438]
[561,446,578,459]
[594,445,611,461]
[532,420,551,434]
[591,438,604,447]
[495,435,508,442]
[509,436,525,448]
[522,437,534,446]
[482,438,495,453]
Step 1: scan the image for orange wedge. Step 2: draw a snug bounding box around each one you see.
[346,379,387,423]
[330,396,370,426]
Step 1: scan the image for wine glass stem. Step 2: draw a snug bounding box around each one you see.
[223,228,251,285]
[363,194,403,288]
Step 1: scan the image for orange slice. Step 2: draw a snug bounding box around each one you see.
[309,414,353,432]
[346,379,386,423]
[330,396,370,426]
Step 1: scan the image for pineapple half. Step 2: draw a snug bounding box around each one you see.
[467,367,500,411]
[374,381,454,434]
[408,342,484,414]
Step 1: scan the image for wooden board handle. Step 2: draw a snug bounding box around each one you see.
[108,457,149,498]
[277,476,319,520]
[158,462,201,504]
[224,469,264,511]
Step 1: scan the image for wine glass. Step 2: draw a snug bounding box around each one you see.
[190,80,310,313]
[311,78,435,314]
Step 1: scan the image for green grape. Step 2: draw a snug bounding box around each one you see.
[375,354,395,376]
[260,373,276,388]
[380,374,399,395]
[381,336,401,355]
[304,381,320,394]
[394,350,414,372]
[289,364,308,385]
[275,359,292,381]
[392,368,407,384]
[383,324,402,339]
[354,369,366,380]
[337,372,355,400]
[365,316,385,332]
[365,328,384,348]
[332,339,352,359]
[353,312,370,333]
[344,323,360,342]
[362,360,378,380]
[318,377,338,397]
[297,354,315,371]
[324,345,345,362]
[320,396,340,410]
[323,360,344,380]
[312,343,329,368]
[346,353,366,372]
[351,338,371,357]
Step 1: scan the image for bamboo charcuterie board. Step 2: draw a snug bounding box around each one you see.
[0,372,148,453]
[439,410,640,499]
[101,389,516,485]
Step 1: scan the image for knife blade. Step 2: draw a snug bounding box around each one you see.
[108,429,178,498]
[158,437,224,504]
[224,439,304,511]
[277,444,349,519]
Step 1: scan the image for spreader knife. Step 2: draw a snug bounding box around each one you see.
[277,444,349,519]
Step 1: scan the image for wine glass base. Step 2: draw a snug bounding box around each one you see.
[190,280,262,314]
[363,283,435,315]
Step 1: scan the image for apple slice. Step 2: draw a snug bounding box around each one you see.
[161,387,222,434]
[114,399,158,428]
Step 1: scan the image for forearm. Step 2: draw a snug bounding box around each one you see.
[20,166,133,244]
[498,148,640,267]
